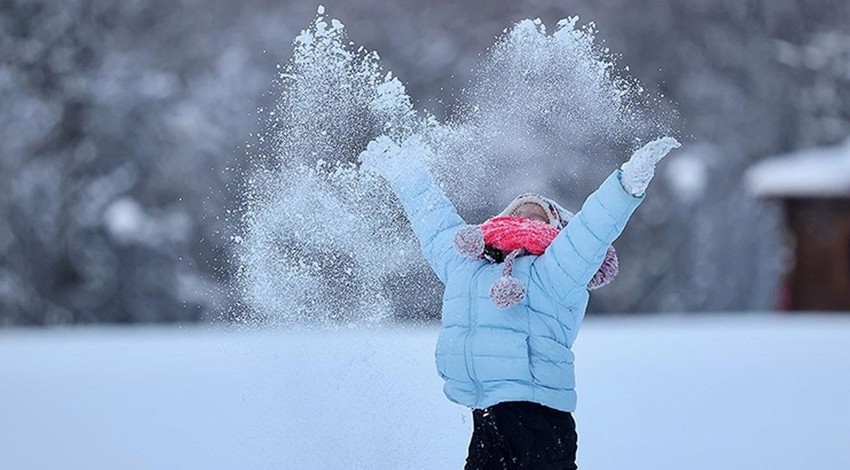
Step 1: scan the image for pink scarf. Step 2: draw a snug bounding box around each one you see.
[453,216,619,308]
[480,216,559,256]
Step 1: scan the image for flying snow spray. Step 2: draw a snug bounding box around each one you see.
[231,7,671,326]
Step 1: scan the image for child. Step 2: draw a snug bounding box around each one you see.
[359,135,680,469]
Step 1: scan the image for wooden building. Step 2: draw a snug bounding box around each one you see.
[746,139,850,311]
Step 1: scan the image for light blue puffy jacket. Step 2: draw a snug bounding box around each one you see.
[388,160,644,413]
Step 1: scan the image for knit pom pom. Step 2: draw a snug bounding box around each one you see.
[587,246,619,290]
[490,275,526,309]
[453,225,485,258]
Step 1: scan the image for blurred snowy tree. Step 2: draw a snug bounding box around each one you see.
[0,0,276,323]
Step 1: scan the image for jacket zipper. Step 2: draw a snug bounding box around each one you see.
[465,268,482,406]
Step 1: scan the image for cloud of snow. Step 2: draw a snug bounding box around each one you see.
[233,9,424,326]
[428,17,670,208]
[232,8,672,326]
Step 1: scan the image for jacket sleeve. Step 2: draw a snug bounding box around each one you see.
[386,159,468,284]
[530,169,644,304]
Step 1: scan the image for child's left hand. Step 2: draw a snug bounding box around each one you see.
[620,137,681,197]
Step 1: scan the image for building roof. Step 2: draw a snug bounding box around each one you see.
[746,138,850,198]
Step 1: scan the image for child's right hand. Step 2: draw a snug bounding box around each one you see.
[357,134,428,183]
[358,136,399,178]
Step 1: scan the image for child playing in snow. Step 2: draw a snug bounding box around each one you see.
[359,135,680,469]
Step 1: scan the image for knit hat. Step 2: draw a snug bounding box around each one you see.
[453,193,619,309]
[497,193,572,229]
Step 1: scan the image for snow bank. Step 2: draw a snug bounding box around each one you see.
[1,314,848,469]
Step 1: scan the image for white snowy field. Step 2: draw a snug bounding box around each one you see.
[1,315,849,470]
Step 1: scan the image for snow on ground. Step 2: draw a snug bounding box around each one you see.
[1,314,849,470]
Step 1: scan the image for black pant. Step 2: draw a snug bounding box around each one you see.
[464,401,578,470]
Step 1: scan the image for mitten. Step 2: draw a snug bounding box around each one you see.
[357,134,428,183]
[620,137,681,197]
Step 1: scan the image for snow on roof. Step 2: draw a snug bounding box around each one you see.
[746,138,850,198]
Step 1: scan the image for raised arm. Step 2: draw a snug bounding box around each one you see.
[530,137,680,304]
[358,135,468,284]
